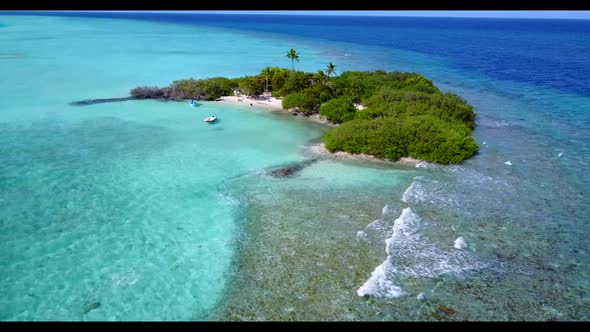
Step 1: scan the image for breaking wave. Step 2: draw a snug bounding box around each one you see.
[357,207,490,298]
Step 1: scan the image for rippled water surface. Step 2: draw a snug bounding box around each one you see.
[1,13,588,320]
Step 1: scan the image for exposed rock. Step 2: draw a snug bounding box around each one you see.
[432,304,457,320]
[269,159,319,178]
[82,301,101,314]
[70,97,138,106]
[417,292,427,301]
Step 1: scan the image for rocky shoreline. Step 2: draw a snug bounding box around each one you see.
[305,143,422,167]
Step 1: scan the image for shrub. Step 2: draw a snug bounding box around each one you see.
[330,71,437,102]
[319,97,357,124]
[275,71,312,97]
[322,115,478,164]
[362,88,476,128]
[238,76,263,97]
[282,91,319,114]
[130,86,164,99]
[282,92,306,110]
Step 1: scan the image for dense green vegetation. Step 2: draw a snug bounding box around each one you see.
[322,115,478,164]
[131,77,236,101]
[130,49,478,164]
[320,73,478,164]
[319,97,356,124]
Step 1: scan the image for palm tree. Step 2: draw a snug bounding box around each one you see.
[326,61,336,77]
[286,48,299,72]
[314,70,326,86]
[261,67,272,93]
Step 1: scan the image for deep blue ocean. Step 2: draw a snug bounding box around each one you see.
[19,12,590,96]
[1,12,588,320]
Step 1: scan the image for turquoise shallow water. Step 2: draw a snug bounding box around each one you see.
[0,101,325,320]
[1,14,589,321]
[0,16,332,320]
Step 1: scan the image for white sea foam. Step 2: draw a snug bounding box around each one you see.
[454,236,468,250]
[402,181,427,204]
[356,231,367,241]
[357,208,489,298]
[358,162,509,299]
[366,219,384,231]
[401,182,414,204]
[356,258,406,298]
[415,161,431,169]
[382,204,395,216]
[357,208,417,298]
[401,177,448,206]
[558,152,563,158]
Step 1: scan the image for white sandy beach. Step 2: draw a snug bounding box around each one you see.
[217,95,283,111]
[216,95,336,127]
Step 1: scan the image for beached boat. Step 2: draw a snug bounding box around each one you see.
[204,116,217,123]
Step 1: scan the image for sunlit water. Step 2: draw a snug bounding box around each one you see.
[1,14,588,321]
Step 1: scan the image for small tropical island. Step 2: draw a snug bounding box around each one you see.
[88,49,478,165]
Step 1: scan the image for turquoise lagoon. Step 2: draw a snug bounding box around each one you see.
[0,14,588,321]
[0,15,332,320]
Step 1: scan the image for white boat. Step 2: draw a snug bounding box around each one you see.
[204,116,217,123]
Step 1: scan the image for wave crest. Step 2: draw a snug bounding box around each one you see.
[357,208,489,298]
